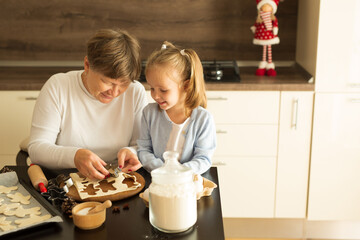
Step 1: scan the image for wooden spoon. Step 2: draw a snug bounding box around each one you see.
[88,200,112,214]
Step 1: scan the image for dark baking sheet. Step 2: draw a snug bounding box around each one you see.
[0,172,62,237]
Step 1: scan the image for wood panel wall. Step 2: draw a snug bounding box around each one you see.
[0,0,298,61]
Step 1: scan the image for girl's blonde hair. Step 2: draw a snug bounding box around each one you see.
[145,41,207,116]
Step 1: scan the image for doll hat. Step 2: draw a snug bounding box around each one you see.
[256,0,279,14]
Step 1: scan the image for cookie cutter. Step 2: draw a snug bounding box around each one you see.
[41,186,68,206]
[61,175,74,193]
[48,174,73,194]
[41,175,69,206]
[105,164,122,178]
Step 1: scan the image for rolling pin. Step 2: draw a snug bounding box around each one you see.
[27,164,48,193]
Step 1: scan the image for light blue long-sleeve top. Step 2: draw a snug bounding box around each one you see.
[137,103,216,174]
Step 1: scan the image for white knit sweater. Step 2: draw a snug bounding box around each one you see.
[28,70,147,169]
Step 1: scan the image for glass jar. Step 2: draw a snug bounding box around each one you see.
[149,151,197,233]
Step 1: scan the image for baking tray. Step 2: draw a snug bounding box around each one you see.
[0,172,62,237]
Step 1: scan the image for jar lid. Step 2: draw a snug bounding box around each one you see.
[151,151,194,184]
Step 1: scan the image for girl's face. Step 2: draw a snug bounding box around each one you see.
[82,56,130,104]
[146,64,186,112]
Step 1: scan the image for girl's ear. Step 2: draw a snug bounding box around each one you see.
[183,79,190,90]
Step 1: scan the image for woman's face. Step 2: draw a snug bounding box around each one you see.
[146,64,185,112]
[82,57,130,104]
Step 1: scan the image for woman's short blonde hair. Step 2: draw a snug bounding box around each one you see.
[145,41,207,116]
[86,28,141,82]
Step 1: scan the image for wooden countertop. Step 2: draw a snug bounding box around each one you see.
[0,63,314,91]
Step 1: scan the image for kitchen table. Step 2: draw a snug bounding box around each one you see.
[4,166,225,240]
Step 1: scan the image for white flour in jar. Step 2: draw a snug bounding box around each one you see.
[149,184,196,232]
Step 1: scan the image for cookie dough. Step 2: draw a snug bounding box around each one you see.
[0,217,16,232]
[0,203,20,214]
[3,206,41,218]
[14,214,51,227]
[0,185,18,194]
[70,172,141,200]
[7,192,31,205]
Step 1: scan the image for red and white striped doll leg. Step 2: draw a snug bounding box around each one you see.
[266,45,277,76]
[256,46,267,76]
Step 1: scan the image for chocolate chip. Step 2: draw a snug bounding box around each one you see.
[112,206,120,213]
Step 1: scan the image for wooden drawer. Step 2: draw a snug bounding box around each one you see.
[214,124,278,157]
[207,91,280,124]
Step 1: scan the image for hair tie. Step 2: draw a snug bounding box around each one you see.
[161,44,167,50]
[180,49,186,56]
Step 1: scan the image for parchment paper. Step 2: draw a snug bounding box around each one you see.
[0,171,62,237]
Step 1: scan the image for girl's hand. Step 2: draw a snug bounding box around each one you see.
[74,149,109,180]
[117,148,142,173]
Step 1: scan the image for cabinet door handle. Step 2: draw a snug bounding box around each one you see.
[208,97,228,101]
[349,98,360,103]
[216,130,228,134]
[348,83,360,88]
[291,98,299,129]
[25,97,37,101]
[212,161,226,166]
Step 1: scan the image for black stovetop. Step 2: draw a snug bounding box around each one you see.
[139,60,240,83]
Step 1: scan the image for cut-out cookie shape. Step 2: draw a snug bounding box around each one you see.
[80,184,100,196]
[70,172,141,200]
[4,206,41,218]
[95,180,116,193]
[14,214,51,227]
[0,185,18,194]
[7,192,31,204]
[0,203,20,214]
[0,217,16,232]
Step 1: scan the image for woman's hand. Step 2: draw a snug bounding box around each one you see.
[74,149,109,180]
[117,148,142,173]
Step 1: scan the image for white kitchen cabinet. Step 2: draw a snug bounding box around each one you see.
[216,156,277,218]
[207,91,280,218]
[275,91,314,218]
[306,0,360,222]
[308,93,360,221]
[207,91,279,125]
[207,91,280,158]
[0,91,39,167]
[209,91,314,219]
[314,0,360,93]
[215,124,278,157]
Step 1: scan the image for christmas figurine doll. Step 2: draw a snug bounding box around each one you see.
[251,0,280,76]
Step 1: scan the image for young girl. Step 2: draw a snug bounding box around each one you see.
[137,41,216,175]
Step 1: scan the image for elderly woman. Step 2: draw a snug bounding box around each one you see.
[28,29,147,180]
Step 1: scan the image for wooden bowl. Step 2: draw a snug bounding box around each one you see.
[72,202,106,230]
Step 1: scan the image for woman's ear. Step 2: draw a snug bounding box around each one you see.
[83,56,90,72]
